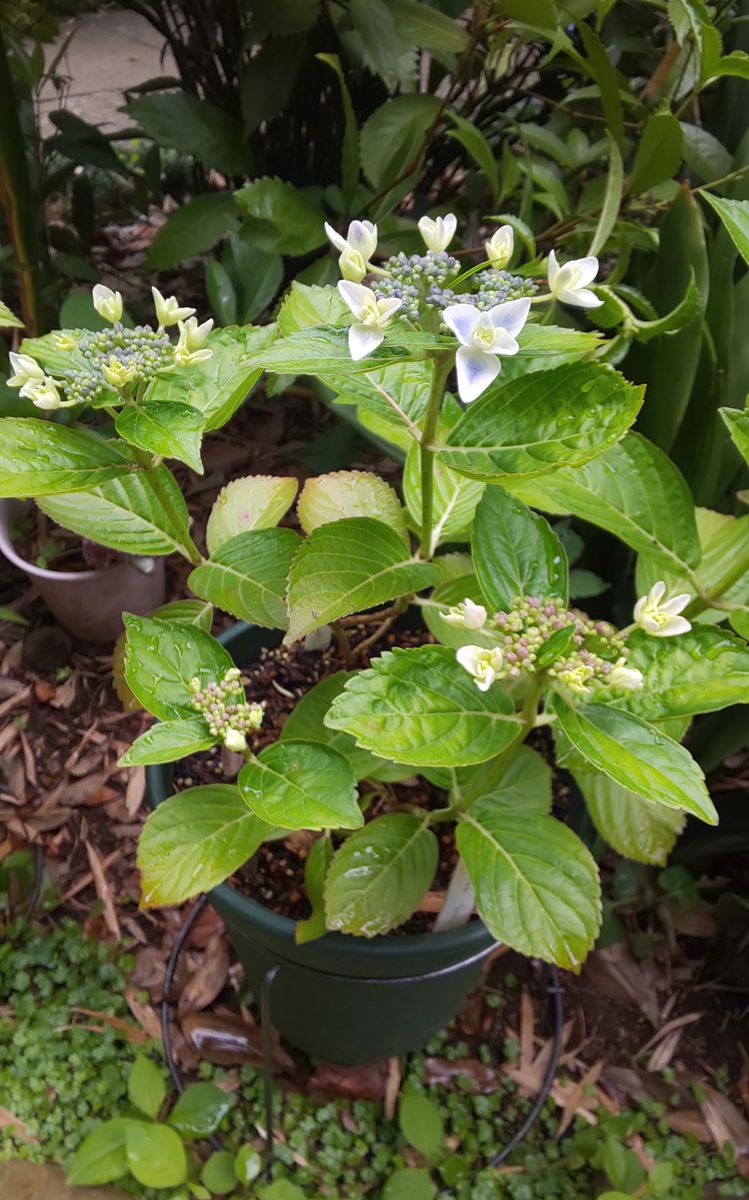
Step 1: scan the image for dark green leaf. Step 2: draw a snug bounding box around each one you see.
[123,614,233,720]
[703,193,749,266]
[629,112,683,194]
[127,92,246,175]
[360,95,442,189]
[472,486,568,610]
[115,401,204,472]
[0,418,133,497]
[235,177,326,256]
[188,528,301,629]
[239,740,361,831]
[147,193,239,270]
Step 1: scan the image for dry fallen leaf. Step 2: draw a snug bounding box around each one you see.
[700,1083,749,1164]
[125,765,146,817]
[181,1010,293,1072]
[582,943,662,1025]
[424,1057,502,1093]
[84,841,121,941]
[124,983,162,1043]
[557,1060,604,1137]
[177,931,229,1019]
[309,1061,389,1101]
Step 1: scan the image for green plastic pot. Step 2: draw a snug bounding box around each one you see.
[146,621,495,1064]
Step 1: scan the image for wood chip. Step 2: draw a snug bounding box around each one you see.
[84,841,121,941]
[125,766,146,817]
[384,1056,401,1121]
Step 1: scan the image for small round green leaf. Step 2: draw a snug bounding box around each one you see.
[234,1144,262,1185]
[128,1054,166,1119]
[125,1121,187,1188]
[200,1149,237,1196]
[168,1081,234,1140]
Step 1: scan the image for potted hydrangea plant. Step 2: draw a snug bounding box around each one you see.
[2,218,747,1063]
[0,285,272,638]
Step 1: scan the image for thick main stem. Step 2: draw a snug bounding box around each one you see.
[419,351,453,559]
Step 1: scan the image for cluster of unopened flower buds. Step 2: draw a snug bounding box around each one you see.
[7,284,213,412]
[448,580,693,697]
[326,213,602,403]
[189,668,263,753]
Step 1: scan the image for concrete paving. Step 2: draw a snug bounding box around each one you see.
[0,1161,128,1198]
[38,8,174,133]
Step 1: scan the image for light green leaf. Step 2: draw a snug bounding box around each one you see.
[0,418,133,497]
[324,358,433,436]
[438,362,643,482]
[206,258,238,325]
[128,1054,166,1119]
[235,1144,263,1186]
[702,193,749,266]
[360,95,442,189]
[118,717,216,767]
[37,466,195,559]
[67,1119,131,1186]
[629,111,683,194]
[636,508,749,622]
[277,282,349,335]
[325,645,522,767]
[296,833,333,944]
[472,486,568,611]
[285,517,438,643]
[577,770,684,866]
[399,1086,445,1163]
[145,325,275,431]
[721,407,749,465]
[239,740,361,831]
[325,813,437,936]
[383,1167,437,1200]
[405,439,484,553]
[189,528,300,629]
[589,133,623,257]
[127,92,246,175]
[298,470,408,545]
[509,433,701,575]
[0,300,22,328]
[151,598,213,631]
[200,1150,238,1197]
[147,193,239,270]
[452,745,552,813]
[250,326,419,376]
[123,614,233,720]
[457,807,601,969]
[495,325,602,383]
[280,671,410,781]
[617,627,749,720]
[206,475,298,554]
[125,1121,187,1189]
[168,1082,234,1140]
[550,696,717,824]
[137,784,277,906]
[115,400,204,473]
[235,177,326,256]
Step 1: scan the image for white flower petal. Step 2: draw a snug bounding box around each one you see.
[455,345,501,404]
[377,296,403,321]
[489,297,531,339]
[443,213,457,242]
[442,303,480,345]
[347,220,377,259]
[348,323,383,360]
[337,280,371,317]
[325,222,348,253]
[559,286,602,309]
[489,328,520,357]
[547,249,560,289]
[633,596,646,622]
[650,581,667,604]
[574,256,599,287]
[661,592,692,615]
[456,645,485,675]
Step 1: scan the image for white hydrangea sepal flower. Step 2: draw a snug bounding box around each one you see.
[442,598,487,630]
[607,660,644,690]
[223,728,248,753]
[633,581,692,637]
[485,225,514,269]
[8,352,45,396]
[337,281,402,361]
[27,376,69,411]
[152,286,195,327]
[92,283,123,323]
[325,220,378,281]
[443,298,531,404]
[456,644,504,692]
[175,316,214,365]
[101,356,136,388]
[547,251,602,309]
[418,213,457,253]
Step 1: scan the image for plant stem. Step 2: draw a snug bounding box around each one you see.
[419,351,454,559]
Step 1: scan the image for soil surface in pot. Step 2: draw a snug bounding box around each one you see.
[171,616,571,933]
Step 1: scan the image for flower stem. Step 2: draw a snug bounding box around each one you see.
[419,350,453,559]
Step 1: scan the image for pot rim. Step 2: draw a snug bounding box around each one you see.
[0,497,129,582]
[145,619,493,964]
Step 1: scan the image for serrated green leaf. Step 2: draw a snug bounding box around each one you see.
[147,193,239,270]
[702,193,749,266]
[115,401,204,472]
[325,813,438,936]
[137,784,277,906]
[457,807,601,969]
[248,326,421,376]
[472,486,568,610]
[616,627,749,720]
[576,770,684,866]
[168,1082,234,1140]
[239,740,361,831]
[0,418,133,497]
[720,407,749,465]
[118,717,216,766]
[636,508,749,623]
[277,281,349,335]
[206,475,298,554]
[550,695,717,824]
[360,95,442,189]
[298,470,408,545]
[127,92,246,175]
[452,744,552,812]
[509,433,701,575]
[234,177,326,256]
[125,1121,186,1188]
[145,325,275,430]
[189,528,300,629]
[285,517,439,643]
[37,465,195,559]
[438,363,643,482]
[325,645,522,767]
[128,1054,166,1119]
[123,614,233,720]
